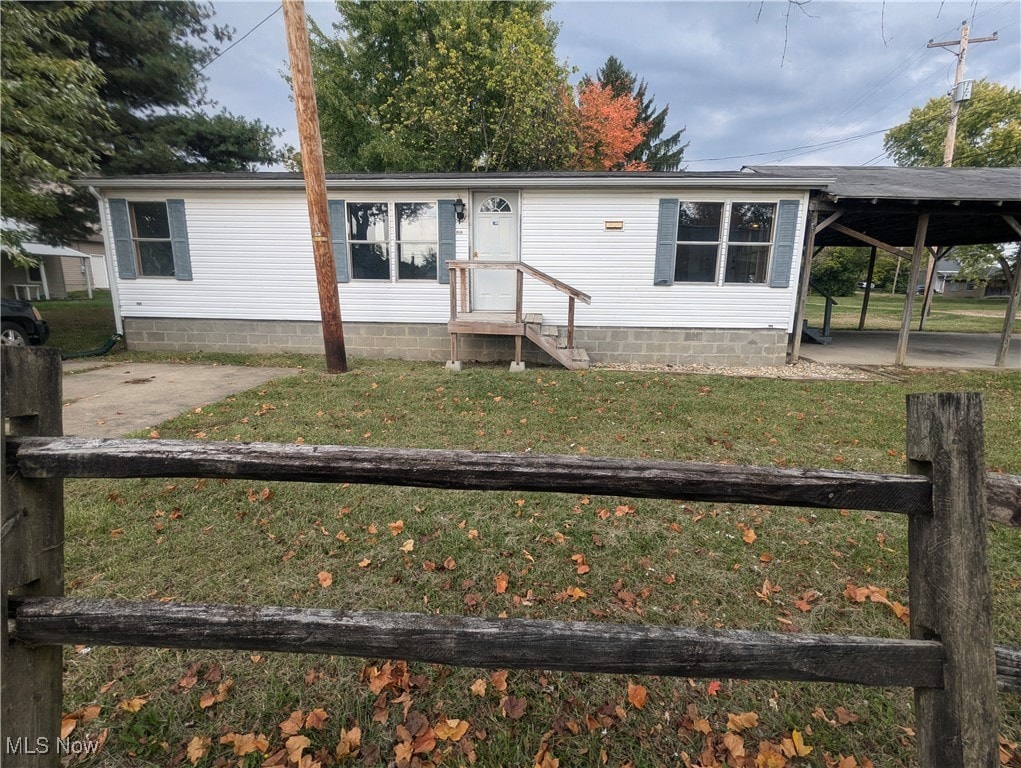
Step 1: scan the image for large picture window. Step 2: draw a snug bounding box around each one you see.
[396,202,438,280]
[130,202,175,277]
[724,202,775,284]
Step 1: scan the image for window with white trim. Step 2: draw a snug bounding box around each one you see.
[345,201,440,281]
[130,201,175,277]
[724,202,775,284]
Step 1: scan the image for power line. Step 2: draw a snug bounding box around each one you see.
[686,128,891,164]
[198,4,283,73]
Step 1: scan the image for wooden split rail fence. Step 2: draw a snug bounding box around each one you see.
[2,347,1019,767]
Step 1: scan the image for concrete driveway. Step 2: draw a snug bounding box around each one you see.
[61,361,298,437]
[801,331,1020,370]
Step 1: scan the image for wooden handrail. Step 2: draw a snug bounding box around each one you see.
[446,260,592,304]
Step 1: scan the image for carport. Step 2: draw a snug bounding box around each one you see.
[747,166,1021,367]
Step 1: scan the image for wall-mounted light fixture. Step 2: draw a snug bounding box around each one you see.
[453,198,466,222]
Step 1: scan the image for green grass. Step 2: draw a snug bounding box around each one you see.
[56,361,1020,767]
[35,291,118,355]
[806,292,1019,334]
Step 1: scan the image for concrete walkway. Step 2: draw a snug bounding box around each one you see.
[61,361,298,437]
[800,331,1021,370]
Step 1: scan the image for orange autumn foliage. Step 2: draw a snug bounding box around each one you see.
[573,81,650,171]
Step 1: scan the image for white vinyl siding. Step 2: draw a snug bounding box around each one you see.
[104,186,807,332]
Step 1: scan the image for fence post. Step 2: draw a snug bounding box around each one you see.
[906,392,997,767]
[2,347,63,767]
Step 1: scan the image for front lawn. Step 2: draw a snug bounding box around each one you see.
[806,292,1019,334]
[59,361,1020,767]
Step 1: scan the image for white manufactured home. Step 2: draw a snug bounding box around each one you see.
[82,171,825,368]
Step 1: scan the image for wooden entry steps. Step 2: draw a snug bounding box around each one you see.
[446,260,592,372]
[524,316,590,370]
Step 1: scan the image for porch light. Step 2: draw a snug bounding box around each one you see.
[453,197,466,222]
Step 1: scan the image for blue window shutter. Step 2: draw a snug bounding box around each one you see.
[654,199,679,285]
[437,199,456,284]
[328,199,349,283]
[108,198,136,280]
[166,199,193,280]
[768,199,801,288]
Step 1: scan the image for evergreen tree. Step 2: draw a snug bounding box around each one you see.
[592,55,687,171]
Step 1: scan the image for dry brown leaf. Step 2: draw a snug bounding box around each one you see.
[727,711,759,732]
[304,707,329,730]
[117,696,147,712]
[494,572,509,594]
[186,735,210,765]
[358,558,372,568]
[627,682,648,710]
[434,719,470,741]
[60,716,77,740]
[500,695,527,719]
[279,709,304,737]
[470,679,487,697]
[286,734,312,763]
[400,539,415,553]
[443,556,457,570]
[388,520,405,536]
[490,670,508,691]
[317,571,333,588]
[835,706,859,725]
[335,726,361,759]
[742,527,758,544]
[723,731,746,758]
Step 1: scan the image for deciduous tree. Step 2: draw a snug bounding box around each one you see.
[883,79,1020,167]
[0,2,110,260]
[311,1,575,172]
[573,82,648,171]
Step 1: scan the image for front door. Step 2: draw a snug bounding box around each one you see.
[472,193,519,311]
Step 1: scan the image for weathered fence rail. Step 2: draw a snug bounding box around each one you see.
[3,347,1019,768]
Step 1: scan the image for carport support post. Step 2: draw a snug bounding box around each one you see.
[1,347,63,768]
[996,215,1021,367]
[789,209,818,363]
[906,392,997,767]
[895,213,929,366]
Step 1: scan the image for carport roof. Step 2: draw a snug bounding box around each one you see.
[745,166,1021,247]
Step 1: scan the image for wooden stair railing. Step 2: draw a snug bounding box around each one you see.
[446,261,592,370]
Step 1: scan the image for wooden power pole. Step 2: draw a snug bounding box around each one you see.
[282,0,347,373]
[928,21,998,167]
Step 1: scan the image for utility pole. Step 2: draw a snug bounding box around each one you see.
[282,0,348,373]
[927,21,998,167]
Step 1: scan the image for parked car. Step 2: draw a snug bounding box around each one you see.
[857,281,875,289]
[1,298,50,346]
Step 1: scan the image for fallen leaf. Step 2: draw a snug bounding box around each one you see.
[400,539,415,553]
[781,730,813,758]
[434,719,470,741]
[723,732,746,758]
[117,696,147,712]
[490,670,508,691]
[388,520,405,536]
[742,527,758,544]
[727,711,759,732]
[707,680,722,696]
[317,571,333,588]
[61,716,77,740]
[494,572,509,594]
[186,735,210,765]
[304,707,329,730]
[279,710,304,737]
[835,706,859,725]
[358,558,372,568]
[500,695,528,719]
[286,734,311,763]
[470,679,487,697]
[220,732,269,757]
[692,717,712,735]
[443,556,457,570]
[627,682,648,710]
[335,725,361,759]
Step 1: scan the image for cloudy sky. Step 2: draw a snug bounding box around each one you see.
[201,0,1020,171]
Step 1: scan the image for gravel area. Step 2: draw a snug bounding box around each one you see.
[593,360,881,380]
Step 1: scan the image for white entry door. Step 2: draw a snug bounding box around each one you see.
[472,194,519,311]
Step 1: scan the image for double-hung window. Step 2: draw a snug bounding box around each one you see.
[108,198,192,281]
[675,202,724,282]
[130,202,175,277]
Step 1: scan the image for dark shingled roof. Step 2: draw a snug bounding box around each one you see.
[747,166,1021,247]
[745,166,1020,202]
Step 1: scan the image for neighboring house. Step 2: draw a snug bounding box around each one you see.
[1,240,99,301]
[81,171,819,367]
